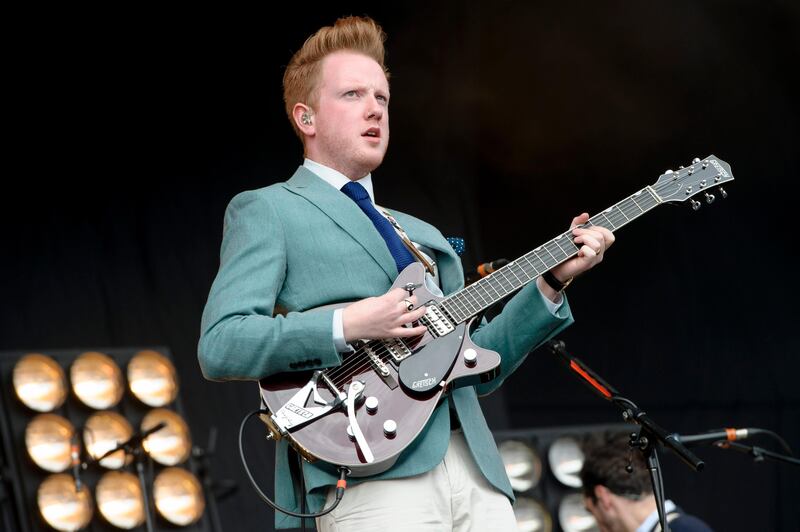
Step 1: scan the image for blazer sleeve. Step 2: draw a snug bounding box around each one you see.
[469,281,574,396]
[198,190,342,381]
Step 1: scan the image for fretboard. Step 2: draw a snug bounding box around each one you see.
[439,186,661,323]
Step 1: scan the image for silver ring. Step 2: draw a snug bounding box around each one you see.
[403,298,414,311]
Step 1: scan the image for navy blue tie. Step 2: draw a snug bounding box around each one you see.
[340,181,416,273]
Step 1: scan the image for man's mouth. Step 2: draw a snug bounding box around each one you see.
[362,127,381,138]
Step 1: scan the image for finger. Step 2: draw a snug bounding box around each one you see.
[578,244,599,260]
[398,306,427,324]
[574,234,602,254]
[595,227,615,248]
[398,295,419,311]
[570,212,590,229]
[391,325,428,337]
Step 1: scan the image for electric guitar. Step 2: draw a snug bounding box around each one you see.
[258,155,734,476]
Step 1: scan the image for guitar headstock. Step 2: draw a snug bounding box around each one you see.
[652,155,734,209]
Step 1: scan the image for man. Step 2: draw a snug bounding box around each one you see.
[580,432,714,532]
[199,16,613,531]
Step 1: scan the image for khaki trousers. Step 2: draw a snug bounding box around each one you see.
[315,430,518,532]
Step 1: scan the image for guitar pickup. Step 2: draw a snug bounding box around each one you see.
[418,304,455,338]
[363,343,390,377]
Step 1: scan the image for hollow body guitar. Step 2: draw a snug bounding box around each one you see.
[258,155,734,477]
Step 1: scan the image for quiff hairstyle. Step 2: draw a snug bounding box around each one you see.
[282,16,390,140]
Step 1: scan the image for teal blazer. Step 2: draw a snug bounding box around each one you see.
[198,167,574,529]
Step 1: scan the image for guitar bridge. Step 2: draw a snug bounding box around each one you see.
[419,304,455,338]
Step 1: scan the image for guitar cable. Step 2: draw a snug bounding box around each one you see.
[239,409,350,519]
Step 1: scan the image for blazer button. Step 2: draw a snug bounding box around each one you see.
[313,358,321,366]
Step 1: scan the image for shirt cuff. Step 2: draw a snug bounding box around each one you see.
[332,308,354,353]
[537,282,564,315]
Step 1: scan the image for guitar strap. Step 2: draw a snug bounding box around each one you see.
[378,207,436,275]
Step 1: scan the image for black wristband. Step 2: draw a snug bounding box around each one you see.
[542,270,572,292]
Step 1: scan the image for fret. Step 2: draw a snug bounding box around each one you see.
[438,182,671,324]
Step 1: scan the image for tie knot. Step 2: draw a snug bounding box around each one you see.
[341,181,370,202]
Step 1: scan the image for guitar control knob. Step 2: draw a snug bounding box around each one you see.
[383,420,397,438]
[704,192,715,204]
[346,425,355,440]
[365,396,379,414]
[691,199,701,211]
[463,348,477,367]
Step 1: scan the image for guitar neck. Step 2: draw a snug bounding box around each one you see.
[439,186,662,323]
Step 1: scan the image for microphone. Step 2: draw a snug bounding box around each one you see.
[70,433,83,492]
[676,428,752,445]
[465,258,509,285]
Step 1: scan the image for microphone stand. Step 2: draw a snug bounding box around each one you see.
[547,341,705,532]
[712,440,800,466]
[95,422,167,532]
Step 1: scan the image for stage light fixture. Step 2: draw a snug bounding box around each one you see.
[499,439,543,492]
[558,492,598,532]
[513,497,553,532]
[95,470,145,529]
[70,351,124,409]
[128,349,178,407]
[13,353,67,412]
[25,413,75,473]
[548,436,584,488]
[141,408,192,466]
[37,473,93,531]
[83,411,134,469]
[153,467,206,526]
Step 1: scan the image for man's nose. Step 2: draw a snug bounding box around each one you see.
[366,96,384,120]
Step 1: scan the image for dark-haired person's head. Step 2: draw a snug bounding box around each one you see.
[579,432,713,532]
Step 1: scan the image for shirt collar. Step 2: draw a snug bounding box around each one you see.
[637,499,677,532]
[303,158,375,204]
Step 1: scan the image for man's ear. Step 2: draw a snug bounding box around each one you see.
[594,485,615,511]
[292,103,315,136]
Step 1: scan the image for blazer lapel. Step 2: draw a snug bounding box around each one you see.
[282,167,398,283]
[386,210,465,296]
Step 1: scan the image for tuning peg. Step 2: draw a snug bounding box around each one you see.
[719,187,728,199]
[691,199,701,211]
[692,157,701,164]
[702,162,709,169]
[704,192,715,204]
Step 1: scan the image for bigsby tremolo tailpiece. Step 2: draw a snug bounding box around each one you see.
[269,371,344,436]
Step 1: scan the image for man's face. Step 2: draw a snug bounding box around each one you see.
[307,50,390,179]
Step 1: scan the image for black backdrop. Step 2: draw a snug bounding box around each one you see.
[3,1,798,530]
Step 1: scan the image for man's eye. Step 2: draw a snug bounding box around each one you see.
[344,90,358,97]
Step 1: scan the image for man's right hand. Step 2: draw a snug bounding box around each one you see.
[342,287,428,342]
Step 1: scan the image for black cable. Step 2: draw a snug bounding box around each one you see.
[746,428,794,456]
[238,409,350,519]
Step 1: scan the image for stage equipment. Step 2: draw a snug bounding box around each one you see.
[548,437,584,488]
[84,411,134,469]
[498,439,542,492]
[495,424,624,532]
[13,354,67,412]
[128,349,178,407]
[153,467,206,526]
[558,492,596,532]
[513,497,552,532]
[25,414,75,473]
[36,474,93,531]
[95,470,145,529]
[70,351,124,409]
[0,347,215,531]
[141,408,192,466]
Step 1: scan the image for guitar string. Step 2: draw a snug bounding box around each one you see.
[324,189,659,388]
[321,171,710,388]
